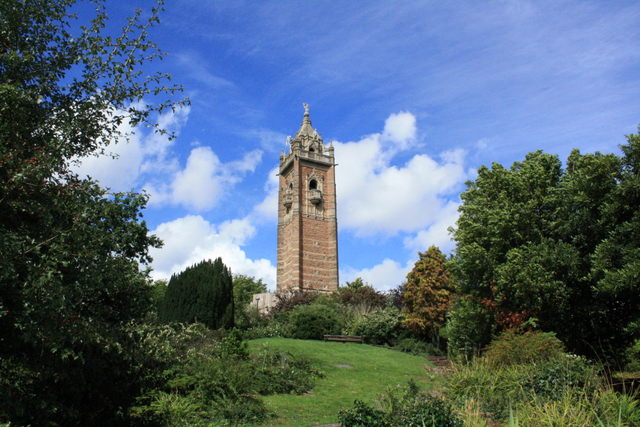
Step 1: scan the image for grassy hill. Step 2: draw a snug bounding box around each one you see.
[248,338,437,426]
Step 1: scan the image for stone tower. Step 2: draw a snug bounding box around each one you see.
[276,104,339,293]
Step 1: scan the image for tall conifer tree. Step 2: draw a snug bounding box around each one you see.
[160,258,234,329]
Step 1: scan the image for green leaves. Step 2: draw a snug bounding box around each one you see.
[0,0,185,424]
[402,246,455,342]
[451,131,640,361]
[160,258,235,330]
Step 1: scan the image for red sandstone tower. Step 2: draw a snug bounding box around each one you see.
[276,104,339,293]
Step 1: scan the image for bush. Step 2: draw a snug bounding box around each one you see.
[339,400,390,427]
[337,285,387,315]
[129,323,321,425]
[272,290,319,314]
[446,353,600,421]
[380,381,462,427]
[625,338,640,372]
[346,307,402,345]
[287,303,344,340]
[339,382,463,427]
[483,329,565,367]
[250,347,323,395]
[243,320,291,340]
[514,387,640,427]
[394,338,443,357]
[521,354,599,400]
[443,296,495,361]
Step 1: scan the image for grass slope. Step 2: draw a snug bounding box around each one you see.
[248,338,436,426]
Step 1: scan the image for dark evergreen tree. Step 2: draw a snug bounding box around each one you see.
[160,258,234,329]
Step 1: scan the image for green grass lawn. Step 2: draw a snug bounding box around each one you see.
[248,338,437,427]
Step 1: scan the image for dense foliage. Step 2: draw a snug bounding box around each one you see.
[443,296,495,360]
[129,325,321,426]
[160,258,234,329]
[482,329,565,368]
[0,0,184,424]
[346,307,402,345]
[339,382,463,427]
[451,134,640,361]
[287,303,344,340]
[402,246,455,343]
[445,349,640,425]
[337,278,388,315]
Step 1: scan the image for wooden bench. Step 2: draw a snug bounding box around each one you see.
[323,334,364,343]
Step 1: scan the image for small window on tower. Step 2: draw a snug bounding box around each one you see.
[309,147,315,152]
[309,179,318,190]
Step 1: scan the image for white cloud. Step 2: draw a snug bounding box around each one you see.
[251,167,279,221]
[341,258,412,291]
[333,112,467,236]
[382,111,417,151]
[150,215,277,289]
[403,200,459,253]
[72,120,144,191]
[72,105,190,192]
[151,146,262,211]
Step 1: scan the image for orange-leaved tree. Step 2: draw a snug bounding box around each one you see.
[402,246,456,344]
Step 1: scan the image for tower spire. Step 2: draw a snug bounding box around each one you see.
[296,102,319,138]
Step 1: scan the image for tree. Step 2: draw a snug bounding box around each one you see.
[232,274,267,326]
[0,0,184,424]
[160,258,234,330]
[451,136,640,360]
[337,278,387,315]
[233,274,267,310]
[402,246,456,343]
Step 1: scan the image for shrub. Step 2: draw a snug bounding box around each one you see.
[339,382,463,427]
[483,329,565,367]
[250,347,323,395]
[287,303,344,340]
[243,320,292,339]
[337,285,387,315]
[521,354,599,400]
[444,296,495,361]
[272,290,319,314]
[514,387,640,427]
[624,338,640,372]
[339,400,390,427]
[346,307,402,345]
[395,338,443,357]
[446,353,600,421]
[129,323,321,425]
[380,381,463,427]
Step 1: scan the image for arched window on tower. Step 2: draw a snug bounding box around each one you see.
[309,147,315,152]
[309,179,318,190]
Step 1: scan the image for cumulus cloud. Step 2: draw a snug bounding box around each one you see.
[150,215,277,289]
[251,167,279,221]
[382,111,417,152]
[72,105,190,192]
[403,200,459,253]
[333,112,467,236]
[72,119,144,191]
[150,146,262,211]
[341,258,412,291]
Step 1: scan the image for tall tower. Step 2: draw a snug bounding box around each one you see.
[276,104,339,293]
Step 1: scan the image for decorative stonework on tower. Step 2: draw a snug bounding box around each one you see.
[276,104,339,293]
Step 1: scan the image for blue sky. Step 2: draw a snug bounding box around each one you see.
[74,0,640,291]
